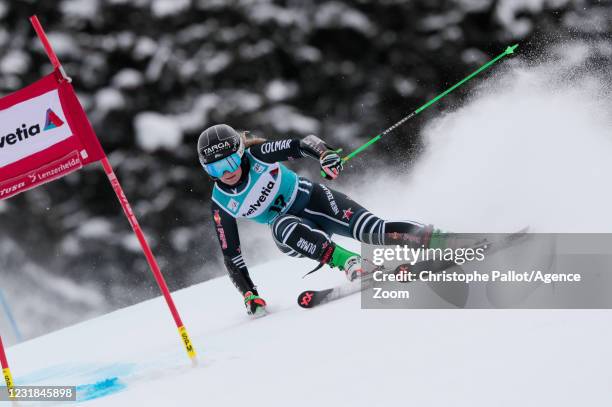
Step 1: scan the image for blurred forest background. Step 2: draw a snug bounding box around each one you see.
[0,0,610,340]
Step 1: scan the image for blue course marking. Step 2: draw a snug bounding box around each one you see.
[76,377,126,401]
[15,362,135,402]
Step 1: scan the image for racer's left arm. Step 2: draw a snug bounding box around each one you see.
[248,139,303,163]
[250,136,343,180]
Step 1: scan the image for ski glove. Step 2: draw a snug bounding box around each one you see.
[320,151,343,180]
[299,135,343,180]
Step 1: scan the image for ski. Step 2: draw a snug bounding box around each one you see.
[297,228,530,309]
[298,280,368,309]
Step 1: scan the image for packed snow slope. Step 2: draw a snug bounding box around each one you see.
[7,256,612,406]
[6,42,612,405]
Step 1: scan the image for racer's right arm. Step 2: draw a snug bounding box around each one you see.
[211,200,256,295]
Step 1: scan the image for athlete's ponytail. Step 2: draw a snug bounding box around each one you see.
[240,131,267,148]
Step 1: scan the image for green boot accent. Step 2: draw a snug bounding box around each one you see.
[329,243,359,270]
[428,228,447,249]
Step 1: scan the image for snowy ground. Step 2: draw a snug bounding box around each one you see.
[5,254,612,406]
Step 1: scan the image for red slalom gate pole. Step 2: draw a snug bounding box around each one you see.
[29,16,197,363]
[30,15,70,81]
[0,335,15,395]
[30,16,59,67]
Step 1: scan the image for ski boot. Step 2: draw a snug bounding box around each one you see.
[328,244,363,282]
[244,291,267,318]
[427,226,489,251]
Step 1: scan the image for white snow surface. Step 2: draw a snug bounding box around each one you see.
[6,256,612,406]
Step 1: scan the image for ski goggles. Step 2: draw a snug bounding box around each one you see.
[203,152,242,178]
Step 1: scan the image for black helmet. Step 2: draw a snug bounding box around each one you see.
[197,124,244,165]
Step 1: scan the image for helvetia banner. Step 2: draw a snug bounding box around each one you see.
[0,71,105,200]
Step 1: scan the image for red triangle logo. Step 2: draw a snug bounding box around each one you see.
[44,108,64,130]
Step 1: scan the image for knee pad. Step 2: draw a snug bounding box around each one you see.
[271,214,331,260]
[271,215,304,257]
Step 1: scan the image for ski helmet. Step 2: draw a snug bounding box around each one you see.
[197,124,245,177]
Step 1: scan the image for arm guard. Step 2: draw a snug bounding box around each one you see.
[211,201,257,295]
[249,139,303,163]
[299,134,335,159]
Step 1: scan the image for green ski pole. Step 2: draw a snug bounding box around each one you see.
[342,44,519,164]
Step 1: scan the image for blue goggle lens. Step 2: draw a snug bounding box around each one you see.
[204,152,242,178]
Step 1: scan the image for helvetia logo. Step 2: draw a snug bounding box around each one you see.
[0,108,65,149]
[242,181,276,217]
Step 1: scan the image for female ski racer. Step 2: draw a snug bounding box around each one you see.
[199,124,437,317]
